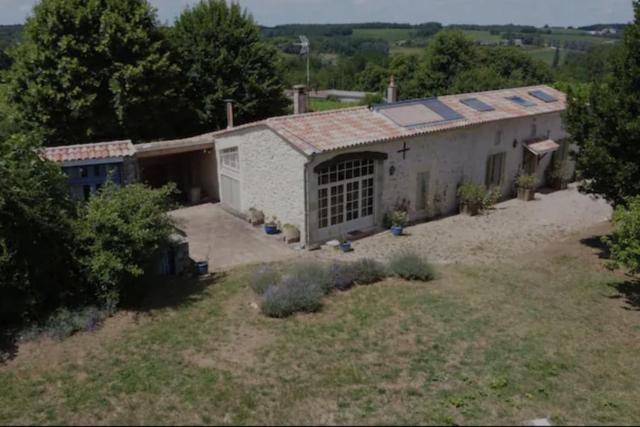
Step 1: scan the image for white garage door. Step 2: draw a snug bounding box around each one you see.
[221,174,241,212]
[317,159,375,240]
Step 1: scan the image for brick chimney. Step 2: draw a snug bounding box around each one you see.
[225,99,234,129]
[387,76,398,103]
[293,85,307,115]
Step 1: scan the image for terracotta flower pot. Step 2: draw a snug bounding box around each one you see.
[518,188,536,201]
[460,202,481,216]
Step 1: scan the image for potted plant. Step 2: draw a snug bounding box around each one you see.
[516,174,538,201]
[389,210,408,236]
[247,208,265,226]
[547,160,572,191]
[457,182,485,216]
[264,216,279,235]
[339,238,352,253]
[282,224,301,243]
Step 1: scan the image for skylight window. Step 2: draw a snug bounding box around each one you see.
[528,90,558,103]
[460,98,495,112]
[507,96,536,108]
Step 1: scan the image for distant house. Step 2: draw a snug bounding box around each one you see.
[44,83,571,246]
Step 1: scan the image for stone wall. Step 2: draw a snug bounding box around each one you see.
[215,127,309,243]
[306,112,568,243]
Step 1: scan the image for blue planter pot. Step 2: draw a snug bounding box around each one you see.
[264,224,279,235]
[391,226,404,236]
[195,261,209,276]
[340,242,352,252]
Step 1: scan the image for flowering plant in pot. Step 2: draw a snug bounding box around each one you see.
[282,224,300,243]
[264,216,279,235]
[389,210,408,236]
[339,237,352,253]
[457,182,485,216]
[516,174,538,201]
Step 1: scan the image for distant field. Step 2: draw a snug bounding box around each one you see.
[352,28,417,42]
[461,30,503,42]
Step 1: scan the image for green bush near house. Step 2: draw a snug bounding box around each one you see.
[75,182,177,310]
[604,196,640,274]
[388,252,436,282]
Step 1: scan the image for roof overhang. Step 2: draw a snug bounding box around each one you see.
[135,135,215,159]
[524,139,560,156]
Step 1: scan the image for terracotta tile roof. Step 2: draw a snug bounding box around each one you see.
[135,132,216,158]
[42,140,135,163]
[214,85,566,155]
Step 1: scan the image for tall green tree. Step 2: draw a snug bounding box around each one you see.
[0,135,79,324]
[416,31,478,96]
[171,0,288,133]
[565,1,640,206]
[8,0,183,146]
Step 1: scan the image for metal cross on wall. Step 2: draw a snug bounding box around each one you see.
[398,142,410,160]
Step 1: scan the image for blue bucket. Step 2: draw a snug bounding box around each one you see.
[196,261,209,276]
[264,224,279,235]
[391,226,403,236]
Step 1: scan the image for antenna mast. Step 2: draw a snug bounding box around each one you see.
[294,35,310,88]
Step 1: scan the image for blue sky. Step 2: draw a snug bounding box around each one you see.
[0,0,634,26]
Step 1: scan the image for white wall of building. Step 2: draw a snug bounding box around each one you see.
[305,112,567,243]
[215,127,309,243]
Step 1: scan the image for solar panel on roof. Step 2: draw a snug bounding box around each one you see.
[375,98,464,128]
[528,90,557,103]
[507,96,536,108]
[460,98,495,112]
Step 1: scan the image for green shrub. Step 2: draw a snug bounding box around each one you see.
[23,306,108,341]
[388,210,409,227]
[388,252,435,282]
[604,196,640,273]
[287,261,334,295]
[483,186,502,209]
[457,182,486,209]
[249,264,281,295]
[75,182,177,309]
[329,262,359,291]
[350,258,388,285]
[516,174,538,190]
[260,277,324,318]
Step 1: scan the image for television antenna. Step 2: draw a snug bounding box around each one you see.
[294,35,310,88]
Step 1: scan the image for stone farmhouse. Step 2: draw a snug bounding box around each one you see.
[43,82,569,246]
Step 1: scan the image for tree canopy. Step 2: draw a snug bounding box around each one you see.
[171,0,288,134]
[7,0,183,146]
[565,0,640,206]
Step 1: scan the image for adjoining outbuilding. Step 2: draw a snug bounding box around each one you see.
[43,83,571,247]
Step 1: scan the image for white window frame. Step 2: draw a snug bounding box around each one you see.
[317,159,375,230]
[221,147,239,171]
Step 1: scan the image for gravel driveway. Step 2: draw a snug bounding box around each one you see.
[314,184,613,265]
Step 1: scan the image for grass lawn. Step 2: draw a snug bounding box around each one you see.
[461,30,503,42]
[1,226,640,425]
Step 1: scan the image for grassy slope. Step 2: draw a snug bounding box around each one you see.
[352,28,417,42]
[1,226,639,425]
[310,98,358,112]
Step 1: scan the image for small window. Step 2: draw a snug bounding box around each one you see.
[221,147,239,171]
[486,153,506,187]
[495,130,503,146]
[507,96,535,108]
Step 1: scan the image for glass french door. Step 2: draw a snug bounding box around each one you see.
[317,159,375,237]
